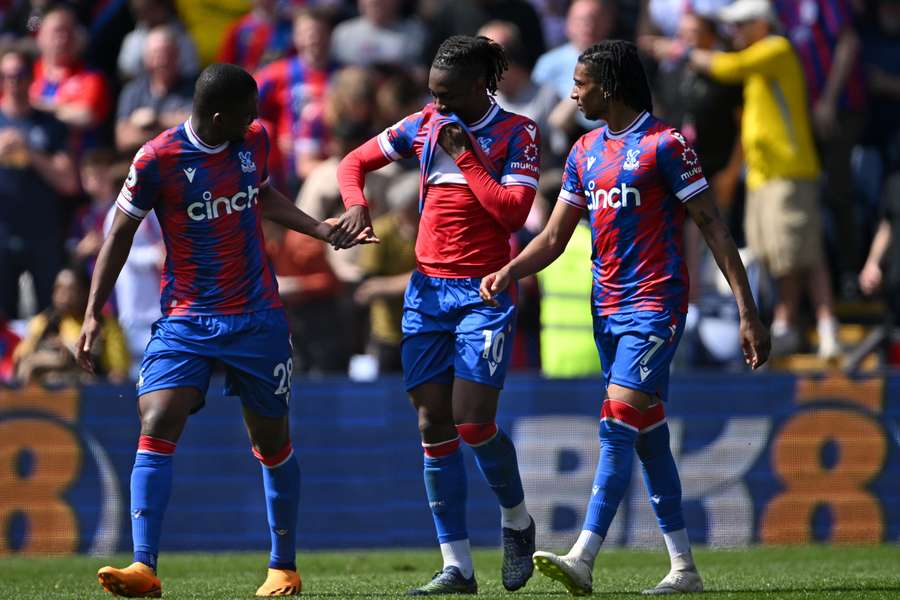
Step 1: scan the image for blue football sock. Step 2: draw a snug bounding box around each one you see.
[636,421,685,533]
[257,445,300,571]
[131,437,176,572]
[462,426,525,509]
[582,401,640,537]
[424,447,468,543]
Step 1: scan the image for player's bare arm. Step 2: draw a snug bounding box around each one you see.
[259,184,377,248]
[480,200,583,306]
[76,209,141,373]
[685,190,770,368]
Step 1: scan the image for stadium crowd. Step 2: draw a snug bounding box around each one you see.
[0,0,897,386]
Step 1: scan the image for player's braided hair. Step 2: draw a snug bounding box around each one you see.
[578,40,652,113]
[431,35,508,94]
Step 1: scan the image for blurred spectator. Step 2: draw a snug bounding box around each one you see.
[330,0,426,69]
[533,0,615,137]
[689,0,841,358]
[640,12,743,205]
[263,219,345,374]
[422,0,546,69]
[103,193,163,380]
[0,311,20,384]
[67,148,124,271]
[355,170,418,373]
[217,0,293,72]
[860,0,900,171]
[860,174,900,321]
[527,0,569,49]
[115,24,193,154]
[373,67,425,132]
[256,6,335,192]
[537,216,601,377]
[0,46,77,319]
[478,20,562,159]
[174,0,249,65]
[118,0,199,80]
[640,0,732,37]
[774,0,868,297]
[13,266,129,386]
[29,4,112,147]
[296,66,377,181]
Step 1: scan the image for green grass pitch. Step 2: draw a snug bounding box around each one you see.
[2,546,899,599]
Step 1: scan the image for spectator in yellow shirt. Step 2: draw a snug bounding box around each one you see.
[687,0,841,359]
[14,267,129,386]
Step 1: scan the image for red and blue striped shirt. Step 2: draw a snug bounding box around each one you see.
[116,120,281,316]
[559,112,707,316]
[773,0,866,112]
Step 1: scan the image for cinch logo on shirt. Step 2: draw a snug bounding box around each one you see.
[586,183,642,210]
[187,185,259,221]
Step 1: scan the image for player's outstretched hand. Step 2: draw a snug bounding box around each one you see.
[479,268,511,307]
[328,205,373,249]
[740,315,770,370]
[323,217,379,248]
[75,315,101,374]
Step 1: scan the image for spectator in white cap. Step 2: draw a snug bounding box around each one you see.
[684,0,842,359]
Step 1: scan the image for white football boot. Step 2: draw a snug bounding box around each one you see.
[642,568,704,595]
[532,551,593,596]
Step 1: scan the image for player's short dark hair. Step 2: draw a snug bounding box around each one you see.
[578,40,653,113]
[193,63,258,117]
[431,35,508,95]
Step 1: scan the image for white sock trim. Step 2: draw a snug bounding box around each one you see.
[569,529,603,566]
[500,500,531,531]
[440,539,473,579]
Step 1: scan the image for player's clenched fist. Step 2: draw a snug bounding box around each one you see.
[479,268,511,307]
[437,124,471,160]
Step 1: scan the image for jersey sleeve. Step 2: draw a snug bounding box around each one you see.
[376,111,422,161]
[116,144,161,221]
[558,143,586,208]
[656,129,708,203]
[499,119,540,189]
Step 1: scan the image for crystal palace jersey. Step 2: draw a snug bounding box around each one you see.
[559,112,708,315]
[116,119,282,316]
[378,102,540,278]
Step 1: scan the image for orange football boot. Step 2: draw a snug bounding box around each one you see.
[97,562,162,597]
[255,568,302,596]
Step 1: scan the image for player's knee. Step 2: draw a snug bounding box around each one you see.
[252,440,294,468]
[456,422,498,447]
[417,406,455,442]
[139,407,186,441]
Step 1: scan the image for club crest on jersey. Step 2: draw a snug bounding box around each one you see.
[477,136,492,154]
[238,151,256,173]
[623,149,640,171]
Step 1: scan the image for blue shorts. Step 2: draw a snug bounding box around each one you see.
[137,308,293,417]
[401,271,516,391]
[593,310,685,402]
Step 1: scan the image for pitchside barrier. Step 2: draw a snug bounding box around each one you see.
[1,373,899,555]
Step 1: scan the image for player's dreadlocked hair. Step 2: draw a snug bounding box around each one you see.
[431,35,508,94]
[577,40,653,113]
